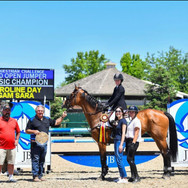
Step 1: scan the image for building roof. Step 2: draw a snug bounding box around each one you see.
[55,67,149,97]
[55,66,188,99]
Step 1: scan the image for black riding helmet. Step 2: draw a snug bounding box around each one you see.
[128,105,139,112]
[114,73,123,82]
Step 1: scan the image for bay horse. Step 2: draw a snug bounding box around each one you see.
[63,85,178,180]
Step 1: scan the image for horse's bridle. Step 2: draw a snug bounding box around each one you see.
[65,90,79,109]
[66,88,103,115]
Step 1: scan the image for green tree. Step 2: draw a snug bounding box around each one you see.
[50,97,63,120]
[120,52,150,79]
[63,50,108,84]
[144,67,177,111]
[145,46,188,93]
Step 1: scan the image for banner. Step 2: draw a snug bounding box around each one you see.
[0,68,54,100]
[10,101,51,169]
[168,99,188,167]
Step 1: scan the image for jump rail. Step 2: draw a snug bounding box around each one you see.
[49,128,90,133]
[51,138,154,143]
[49,128,154,143]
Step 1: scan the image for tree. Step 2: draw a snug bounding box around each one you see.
[144,66,177,111]
[178,53,188,93]
[145,46,188,93]
[120,52,150,79]
[50,97,64,120]
[63,50,108,84]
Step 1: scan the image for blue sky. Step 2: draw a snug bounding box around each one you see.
[0,1,188,88]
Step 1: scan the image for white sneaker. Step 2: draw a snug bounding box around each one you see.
[114,177,121,182]
[8,178,17,182]
[117,178,128,183]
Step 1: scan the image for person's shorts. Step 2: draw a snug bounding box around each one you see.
[0,149,16,165]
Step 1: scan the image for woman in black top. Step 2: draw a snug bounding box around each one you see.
[113,107,128,183]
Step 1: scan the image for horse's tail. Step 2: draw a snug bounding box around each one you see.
[164,112,178,162]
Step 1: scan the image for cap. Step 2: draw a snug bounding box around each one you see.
[128,105,139,112]
[114,73,123,81]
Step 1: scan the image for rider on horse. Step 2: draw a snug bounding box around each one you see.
[103,73,127,113]
[102,73,127,138]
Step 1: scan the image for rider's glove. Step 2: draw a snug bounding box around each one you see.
[103,104,109,111]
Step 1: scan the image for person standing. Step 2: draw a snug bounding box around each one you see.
[103,73,127,112]
[26,105,67,182]
[0,104,20,182]
[113,107,128,183]
[126,105,141,183]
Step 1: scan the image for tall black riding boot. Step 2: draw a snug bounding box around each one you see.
[129,163,140,183]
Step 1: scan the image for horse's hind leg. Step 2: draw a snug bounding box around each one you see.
[154,138,172,178]
[98,142,108,180]
[162,149,172,178]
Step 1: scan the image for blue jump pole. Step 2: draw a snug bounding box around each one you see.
[51,138,154,143]
[49,128,90,133]
[141,138,154,142]
[51,139,95,143]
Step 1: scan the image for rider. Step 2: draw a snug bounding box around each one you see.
[125,105,141,183]
[103,73,127,138]
[103,73,127,112]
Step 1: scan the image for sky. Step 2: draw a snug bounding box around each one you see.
[0,1,188,88]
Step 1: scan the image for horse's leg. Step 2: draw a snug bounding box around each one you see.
[98,142,108,180]
[153,138,172,178]
[162,149,172,178]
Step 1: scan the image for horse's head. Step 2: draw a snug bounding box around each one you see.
[63,85,104,113]
[63,85,86,109]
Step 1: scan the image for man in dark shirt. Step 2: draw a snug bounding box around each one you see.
[26,105,67,182]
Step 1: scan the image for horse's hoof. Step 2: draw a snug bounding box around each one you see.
[97,176,105,181]
[162,173,171,179]
[96,177,102,181]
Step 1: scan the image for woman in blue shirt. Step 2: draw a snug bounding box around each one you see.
[113,107,128,183]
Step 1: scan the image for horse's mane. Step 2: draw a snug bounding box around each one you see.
[77,87,103,111]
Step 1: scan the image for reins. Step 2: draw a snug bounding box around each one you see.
[86,103,103,116]
[67,87,104,116]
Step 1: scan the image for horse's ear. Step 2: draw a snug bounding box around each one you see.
[75,84,78,90]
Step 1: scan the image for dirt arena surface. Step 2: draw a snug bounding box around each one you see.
[1,139,188,188]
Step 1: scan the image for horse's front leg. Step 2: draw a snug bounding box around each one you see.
[98,142,108,180]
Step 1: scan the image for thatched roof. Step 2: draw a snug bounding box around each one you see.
[56,66,188,99]
[55,67,148,97]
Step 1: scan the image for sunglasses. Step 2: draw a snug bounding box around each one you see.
[115,110,122,113]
